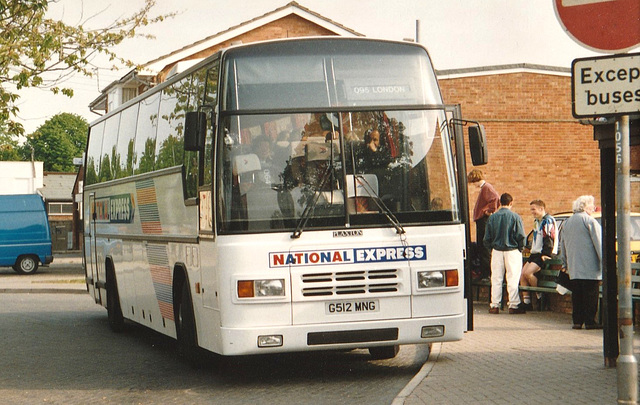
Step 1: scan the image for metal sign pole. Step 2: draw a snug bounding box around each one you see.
[616,114,638,404]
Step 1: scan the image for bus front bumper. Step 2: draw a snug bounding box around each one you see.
[215,313,465,356]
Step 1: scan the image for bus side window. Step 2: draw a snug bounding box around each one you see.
[99,114,121,182]
[134,92,160,175]
[114,104,139,179]
[201,62,219,188]
[85,121,105,186]
[156,76,191,171]
[157,74,203,199]
[184,61,219,198]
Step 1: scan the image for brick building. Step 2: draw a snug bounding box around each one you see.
[39,173,76,251]
[437,65,640,235]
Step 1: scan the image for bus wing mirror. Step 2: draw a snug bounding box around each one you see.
[185,111,207,152]
[468,124,488,166]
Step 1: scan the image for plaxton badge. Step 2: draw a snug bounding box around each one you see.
[333,230,363,238]
[269,245,426,267]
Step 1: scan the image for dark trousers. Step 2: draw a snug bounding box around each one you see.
[476,216,491,279]
[571,279,600,326]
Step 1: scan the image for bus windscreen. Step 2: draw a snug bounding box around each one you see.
[222,39,440,111]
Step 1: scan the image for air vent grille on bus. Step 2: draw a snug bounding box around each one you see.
[301,269,399,297]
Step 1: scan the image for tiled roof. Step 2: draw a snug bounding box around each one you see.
[39,173,76,201]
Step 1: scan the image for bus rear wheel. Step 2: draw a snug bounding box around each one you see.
[13,255,39,275]
[369,345,399,360]
[106,266,125,333]
[176,282,200,367]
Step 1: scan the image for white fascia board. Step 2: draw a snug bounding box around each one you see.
[437,66,571,80]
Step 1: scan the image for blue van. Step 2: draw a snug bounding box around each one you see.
[0,194,53,274]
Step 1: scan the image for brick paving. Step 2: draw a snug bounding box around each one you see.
[400,305,639,405]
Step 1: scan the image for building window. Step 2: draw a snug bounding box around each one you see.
[122,88,138,104]
[49,202,74,215]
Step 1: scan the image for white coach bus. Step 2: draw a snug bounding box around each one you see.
[83,37,487,363]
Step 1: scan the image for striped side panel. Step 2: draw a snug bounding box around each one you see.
[135,179,162,235]
[146,244,174,321]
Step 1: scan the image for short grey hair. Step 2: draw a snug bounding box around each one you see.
[572,195,595,213]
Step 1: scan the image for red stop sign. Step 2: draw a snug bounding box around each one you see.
[554,0,640,53]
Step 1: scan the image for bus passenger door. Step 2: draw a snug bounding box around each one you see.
[446,104,473,331]
[87,193,101,304]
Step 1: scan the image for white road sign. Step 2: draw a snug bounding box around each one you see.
[571,52,640,118]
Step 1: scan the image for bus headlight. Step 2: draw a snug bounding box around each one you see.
[256,279,285,297]
[417,270,458,289]
[238,279,285,298]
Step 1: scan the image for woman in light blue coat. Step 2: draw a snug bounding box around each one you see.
[559,195,602,329]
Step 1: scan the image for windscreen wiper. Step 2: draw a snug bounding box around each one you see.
[352,174,405,235]
[291,164,334,239]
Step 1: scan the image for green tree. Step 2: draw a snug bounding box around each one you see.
[0,0,173,137]
[20,112,88,172]
[0,129,20,160]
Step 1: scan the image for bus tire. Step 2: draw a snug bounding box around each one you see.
[368,345,399,360]
[14,255,39,275]
[106,264,125,333]
[176,281,200,367]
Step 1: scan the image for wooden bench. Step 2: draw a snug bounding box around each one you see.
[632,263,640,324]
[632,262,640,296]
[518,259,566,311]
[471,277,491,302]
[598,262,640,325]
[471,258,566,310]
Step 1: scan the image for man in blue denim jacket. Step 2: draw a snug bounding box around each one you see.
[483,193,526,314]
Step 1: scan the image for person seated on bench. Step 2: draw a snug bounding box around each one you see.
[520,200,558,311]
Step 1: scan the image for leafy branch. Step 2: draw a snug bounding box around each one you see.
[0,0,174,136]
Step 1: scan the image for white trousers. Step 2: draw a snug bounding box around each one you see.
[490,249,523,309]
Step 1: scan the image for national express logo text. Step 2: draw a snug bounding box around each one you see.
[269,245,426,268]
[93,194,135,223]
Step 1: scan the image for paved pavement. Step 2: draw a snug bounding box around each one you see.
[400,306,638,405]
[1,252,637,404]
[0,252,86,294]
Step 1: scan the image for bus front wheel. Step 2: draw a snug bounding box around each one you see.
[176,282,200,367]
[369,345,399,360]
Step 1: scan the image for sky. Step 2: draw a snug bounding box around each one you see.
[13,0,639,134]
